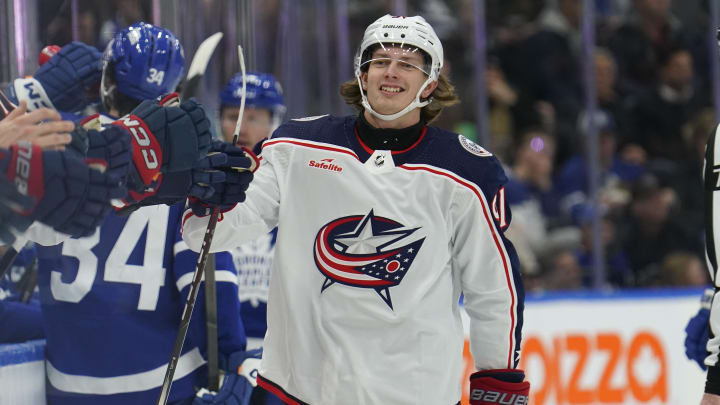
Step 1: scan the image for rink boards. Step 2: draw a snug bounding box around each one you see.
[0,288,709,405]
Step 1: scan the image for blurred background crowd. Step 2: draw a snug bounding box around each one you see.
[2,0,718,293]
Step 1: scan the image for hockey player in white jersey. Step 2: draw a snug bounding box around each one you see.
[22,23,254,405]
[183,15,528,405]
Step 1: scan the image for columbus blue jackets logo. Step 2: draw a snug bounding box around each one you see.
[313,210,425,309]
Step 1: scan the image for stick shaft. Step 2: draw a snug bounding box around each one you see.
[156,211,219,405]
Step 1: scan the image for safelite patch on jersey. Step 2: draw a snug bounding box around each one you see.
[458,135,492,157]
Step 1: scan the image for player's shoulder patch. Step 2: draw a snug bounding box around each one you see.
[458,134,493,157]
[292,114,329,122]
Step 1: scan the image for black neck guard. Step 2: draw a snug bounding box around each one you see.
[356,112,425,151]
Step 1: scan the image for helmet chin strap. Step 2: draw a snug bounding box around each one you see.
[356,75,434,122]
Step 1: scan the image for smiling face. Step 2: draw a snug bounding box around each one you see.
[360,46,438,129]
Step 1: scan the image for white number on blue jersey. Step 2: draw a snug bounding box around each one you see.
[51,228,100,303]
[105,209,169,310]
[50,206,170,310]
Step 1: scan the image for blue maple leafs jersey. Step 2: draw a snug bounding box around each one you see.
[0,245,43,343]
[35,202,245,405]
[184,115,524,405]
[232,228,277,343]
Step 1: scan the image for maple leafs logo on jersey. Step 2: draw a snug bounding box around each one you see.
[313,210,425,309]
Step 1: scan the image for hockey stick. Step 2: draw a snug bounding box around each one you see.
[179,31,225,392]
[0,245,19,280]
[204,251,219,391]
[156,45,247,405]
[0,88,18,119]
[181,32,224,100]
[0,90,21,279]
[19,257,38,303]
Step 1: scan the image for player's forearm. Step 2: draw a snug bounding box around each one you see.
[182,163,279,252]
[181,206,270,253]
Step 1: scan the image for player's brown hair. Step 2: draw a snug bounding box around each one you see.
[339,72,459,124]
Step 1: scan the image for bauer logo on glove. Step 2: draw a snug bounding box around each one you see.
[469,369,530,405]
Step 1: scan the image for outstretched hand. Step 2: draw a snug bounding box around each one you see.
[0,101,74,149]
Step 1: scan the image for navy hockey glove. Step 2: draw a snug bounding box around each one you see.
[112,96,212,206]
[685,288,714,370]
[8,42,102,112]
[469,369,530,405]
[188,141,257,217]
[0,142,127,237]
[85,126,132,180]
[193,349,262,405]
[0,174,34,244]
[64,125,90,158]
[120,152,231,213]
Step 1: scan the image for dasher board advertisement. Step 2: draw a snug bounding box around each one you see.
[460,288,707,405]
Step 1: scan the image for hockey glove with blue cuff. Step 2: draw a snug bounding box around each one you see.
[685,288,714,370]
[0,142,127,238]
[193,349,262,405]
[469,369,530,405]
[188,141,258,217]
[7,42,102,112]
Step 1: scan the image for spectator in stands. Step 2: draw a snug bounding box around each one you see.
[617,173,704,285]
[538,248,584,291]
[486,61,520,161]
[628,46,709,162]
[505,128,558,275]
[658,252,708,287]
[594,48,645,165]
[554,110,644,226]
[608,0,688,92]
[575,216,633,288]
[493,0,583,164]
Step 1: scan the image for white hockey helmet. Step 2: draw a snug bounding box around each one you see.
[354,15,444,121]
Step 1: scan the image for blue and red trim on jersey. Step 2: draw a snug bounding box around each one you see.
[257,374,310,405]
[262,138,360,161]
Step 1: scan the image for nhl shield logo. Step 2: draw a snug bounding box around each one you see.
[313,210,425,309]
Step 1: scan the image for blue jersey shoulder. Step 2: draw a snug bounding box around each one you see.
[419,127,508,198]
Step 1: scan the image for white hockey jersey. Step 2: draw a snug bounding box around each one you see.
[183,115,524,405]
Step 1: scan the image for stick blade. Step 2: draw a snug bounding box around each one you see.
[181,32,224,100]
